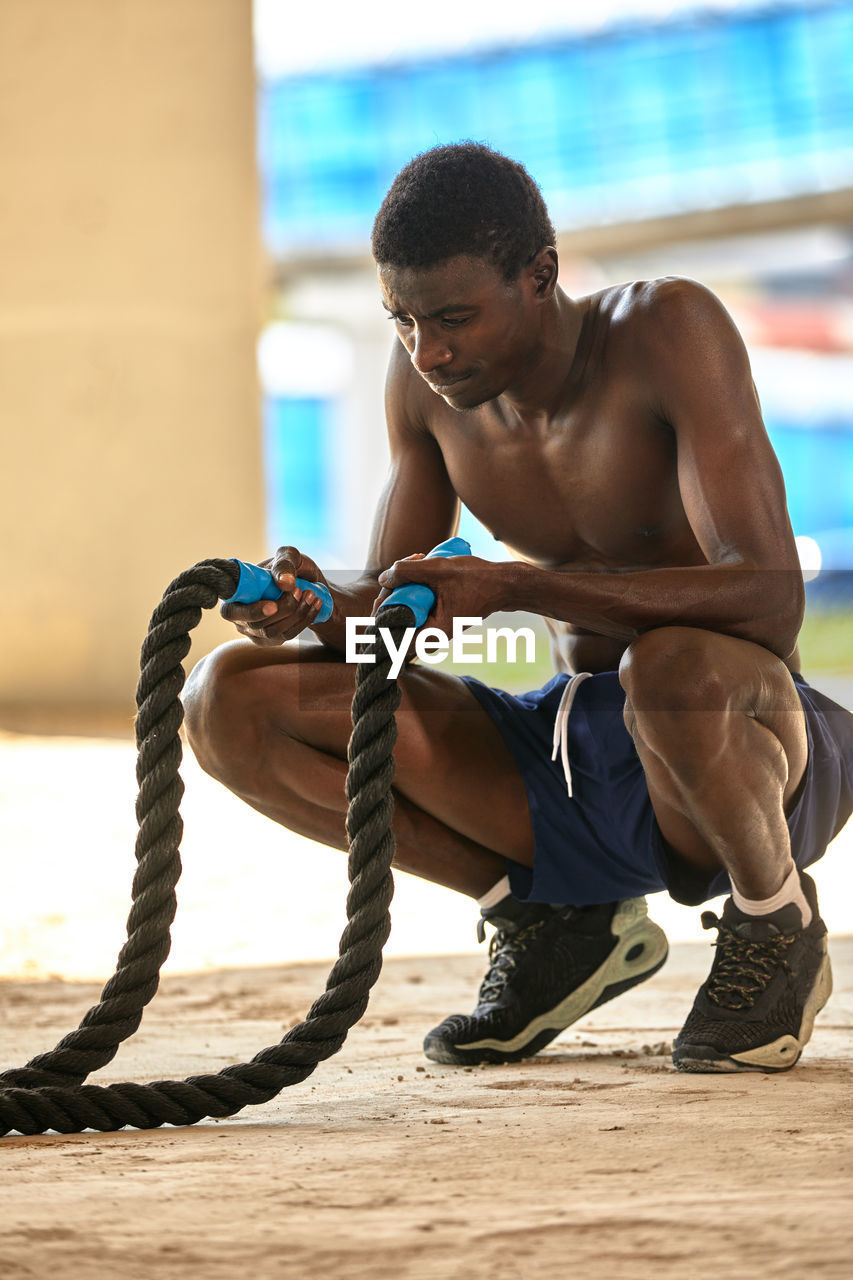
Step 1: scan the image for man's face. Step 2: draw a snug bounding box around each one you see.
[378,254,541,410]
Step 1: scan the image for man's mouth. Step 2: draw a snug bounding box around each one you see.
[426,373,471,394]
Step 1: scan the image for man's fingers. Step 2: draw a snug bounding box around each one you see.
[220,599,280,625]
[270,544,302,588]
[221,586,323,642]
[377,552,435,588]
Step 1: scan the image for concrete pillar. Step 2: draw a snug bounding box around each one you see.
[0,0,263,721]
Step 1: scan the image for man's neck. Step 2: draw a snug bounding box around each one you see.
[498,289,587,426]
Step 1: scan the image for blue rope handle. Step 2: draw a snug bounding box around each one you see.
[224,536,471,628]
[376,536,471,626]
[223,560,335,622]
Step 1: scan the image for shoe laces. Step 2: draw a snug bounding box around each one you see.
[701,910,797,1011]
[478,920,547,1004]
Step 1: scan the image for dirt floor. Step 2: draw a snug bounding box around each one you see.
[1,937,851,1280]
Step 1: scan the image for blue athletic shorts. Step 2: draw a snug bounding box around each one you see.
[462,670,853,907]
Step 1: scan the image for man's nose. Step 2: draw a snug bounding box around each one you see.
[410,328,452,376]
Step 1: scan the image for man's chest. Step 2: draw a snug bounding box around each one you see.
[433,399,691,569]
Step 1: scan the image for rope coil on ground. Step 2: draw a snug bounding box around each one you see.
[0,560,411,1136]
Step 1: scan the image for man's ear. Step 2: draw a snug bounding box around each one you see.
[530,247,558,300]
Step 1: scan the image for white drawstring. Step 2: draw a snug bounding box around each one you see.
[551,672,593,798]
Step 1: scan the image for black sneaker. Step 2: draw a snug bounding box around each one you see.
[672,872,832,1073]
[423,896,669,1065]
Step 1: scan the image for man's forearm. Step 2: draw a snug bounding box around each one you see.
[501,561,804,661]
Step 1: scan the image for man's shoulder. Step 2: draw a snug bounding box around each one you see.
[593,277,739,370]
[385,335,435,434]
[594,276,721,326]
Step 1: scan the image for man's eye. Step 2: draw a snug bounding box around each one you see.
[442,316,470,328]
[390,315,413,327]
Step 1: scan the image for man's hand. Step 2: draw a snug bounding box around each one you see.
[375,552,504,632]
[220,546,332,647]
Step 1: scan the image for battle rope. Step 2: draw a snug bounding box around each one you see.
[0,559,413,1136]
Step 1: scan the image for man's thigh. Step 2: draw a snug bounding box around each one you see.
[620,627,809,871]
[192,637,536,867]
[393,664,535,867]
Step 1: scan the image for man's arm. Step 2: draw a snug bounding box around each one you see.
[322,342,461,647]
[222,340,459,651]
[519,279,803,658]
[381,280,804,661]
[364,340,461,578]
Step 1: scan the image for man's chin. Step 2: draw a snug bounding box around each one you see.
[435,379,492,411]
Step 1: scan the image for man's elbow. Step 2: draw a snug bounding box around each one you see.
[745,572,805,661]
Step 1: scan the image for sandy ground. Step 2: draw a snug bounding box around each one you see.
[1,720,852,1278]
[1,943,852,1280]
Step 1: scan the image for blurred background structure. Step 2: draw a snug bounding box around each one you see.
[1,0,851,721]
[0,0,264,719]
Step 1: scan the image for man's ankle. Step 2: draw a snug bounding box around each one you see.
[477,875,512,911]
[731,862,812,928]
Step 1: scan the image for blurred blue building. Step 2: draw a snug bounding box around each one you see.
[260,1,853,251]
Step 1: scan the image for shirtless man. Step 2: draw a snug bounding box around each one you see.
[185,143,853,1074]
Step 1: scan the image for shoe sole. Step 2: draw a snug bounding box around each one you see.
[672,942,833,1074]
[424,901,670,1066]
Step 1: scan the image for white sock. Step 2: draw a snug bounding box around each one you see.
[477,875,512,911]
[731,862,812,928]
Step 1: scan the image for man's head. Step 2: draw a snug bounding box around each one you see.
[373,145,560,410]
[371,142,556,282]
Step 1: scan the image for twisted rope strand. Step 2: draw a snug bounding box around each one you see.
[0,569,409,1135]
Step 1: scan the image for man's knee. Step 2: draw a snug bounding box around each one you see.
[618,626,733,719]
[183,638,355,786]
[183,645,232,776]
[183,641,274,782]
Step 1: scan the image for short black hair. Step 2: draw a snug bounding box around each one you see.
[371,142,556,281]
